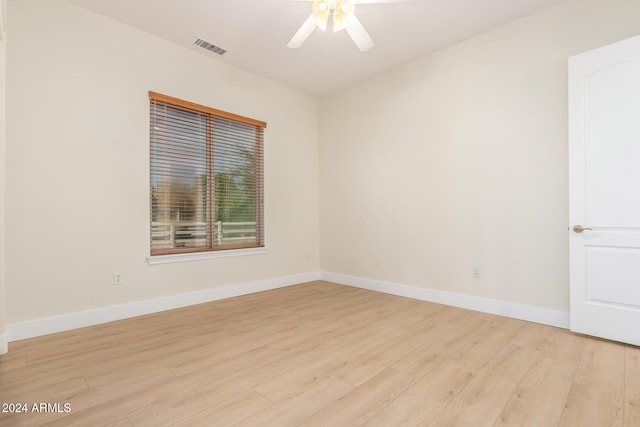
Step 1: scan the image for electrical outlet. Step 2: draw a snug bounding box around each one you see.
[114,273,123,286]
[472,267,481,278]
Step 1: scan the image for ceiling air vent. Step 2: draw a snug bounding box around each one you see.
[193,38,227,56]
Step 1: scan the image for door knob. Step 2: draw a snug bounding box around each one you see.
[573,225,593,233]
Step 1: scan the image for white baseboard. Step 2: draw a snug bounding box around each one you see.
[4,269,569,350]
[6,271,321,343]
[0,334,7,355]
[321,272,570,329]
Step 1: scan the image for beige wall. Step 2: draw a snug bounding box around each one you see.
[0,0,6,344]
[319,0,640,311]
[5,0,320,323]
[5,0,640,328]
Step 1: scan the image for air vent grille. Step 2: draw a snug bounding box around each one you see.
[193,38,227,56]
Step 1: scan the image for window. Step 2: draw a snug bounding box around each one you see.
[149,92,266,256]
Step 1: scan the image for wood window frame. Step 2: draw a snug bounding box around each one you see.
[148,91,266,258]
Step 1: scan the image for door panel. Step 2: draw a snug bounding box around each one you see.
[586,59,640,227]
[587,246,640,307]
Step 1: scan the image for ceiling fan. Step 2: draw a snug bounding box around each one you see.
[287,0,401,52]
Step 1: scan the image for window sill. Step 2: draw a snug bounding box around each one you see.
[147,247,268,265]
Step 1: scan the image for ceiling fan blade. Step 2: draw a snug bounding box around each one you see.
[287,14,317,48]
[345,14,374,52]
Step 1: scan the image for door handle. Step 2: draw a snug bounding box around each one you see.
[573,225,593,233]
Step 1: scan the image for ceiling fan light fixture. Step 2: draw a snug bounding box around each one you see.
[312,0,331,31]
[287,0,376,52]
[333,0,354,32]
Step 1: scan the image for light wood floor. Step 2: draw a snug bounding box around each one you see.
[1,281,638,426]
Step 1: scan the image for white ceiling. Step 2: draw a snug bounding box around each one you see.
[69,0,562,97]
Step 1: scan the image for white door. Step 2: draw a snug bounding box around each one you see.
[569,35,640,346]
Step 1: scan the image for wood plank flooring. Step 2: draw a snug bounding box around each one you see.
[0,281,638,426]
